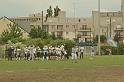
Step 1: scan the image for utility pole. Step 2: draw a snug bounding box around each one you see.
[42,11,44,29]
[98,0,101,55]
[109,17,112,37]
[73,2,76,39]
[107,12,115,38]
[107,25,109,37]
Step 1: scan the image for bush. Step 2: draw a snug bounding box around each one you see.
[118,43,124,55]
[101,43,124,55]
[1,23,23,44]
[10,37,24,44]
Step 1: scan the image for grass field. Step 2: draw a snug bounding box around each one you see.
[0,55,124,82]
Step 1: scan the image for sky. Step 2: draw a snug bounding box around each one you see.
[0,0,121,17]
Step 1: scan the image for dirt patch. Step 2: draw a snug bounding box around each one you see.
[0,67,124,82]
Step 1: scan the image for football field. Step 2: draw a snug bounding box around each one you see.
[0,55,124,82]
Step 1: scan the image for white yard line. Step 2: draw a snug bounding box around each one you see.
[38,68,48,71]
[6,71,14,73]
[111,65,121,67]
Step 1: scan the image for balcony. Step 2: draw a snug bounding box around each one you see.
[78,28,91,32]
[114,28,124,32]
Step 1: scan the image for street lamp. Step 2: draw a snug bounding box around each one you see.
[98,0,101,55]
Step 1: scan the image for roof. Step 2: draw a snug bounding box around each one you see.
[0,16,29,34]
[12,20,31,33]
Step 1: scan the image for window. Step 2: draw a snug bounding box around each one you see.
[57,25,63,30]
[72,25,76,28]
[66,25,69,28]
[51,25,56,29]
[80,32,87,36]
[37,18,40,20]
[80,25,87,30]
[42,25,49,32]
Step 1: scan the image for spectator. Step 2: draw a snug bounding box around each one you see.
[7,46,14,61]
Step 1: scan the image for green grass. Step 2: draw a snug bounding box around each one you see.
[0,55,124,72]
[1,55,124,82]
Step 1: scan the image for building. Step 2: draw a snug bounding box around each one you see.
[92,0,124,40]
[11,11,93,42]
[0,0,124,42]
[0,16,28,38]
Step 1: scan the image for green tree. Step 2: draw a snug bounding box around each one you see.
[50,33,56,40]
[1,23,23,43]
[47,6,53,17]
[1,30,9,43]
[9,23,22,38]
[29,26,41,38]
[46,6,53,21]
[94,35,107,43]
[114,32,120,42]
[29,26,53,39]
[54,6,61,17]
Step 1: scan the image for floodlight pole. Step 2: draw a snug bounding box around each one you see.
[98,0,101,55]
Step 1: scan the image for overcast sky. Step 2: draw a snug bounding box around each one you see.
[0,0,121,17]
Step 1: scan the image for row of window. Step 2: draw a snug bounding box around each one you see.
[51,25,91,30]
[30,25,92,33]
[52,32,91,36]
[12,18,41,22]
[66,18,87,23]
[100,12,122,17]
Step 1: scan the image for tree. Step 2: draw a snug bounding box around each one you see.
[94,35,107,43]
[50,33,56,40]
[1,23,23,43]
[29,26,42,38]
[54,6,61,17]
[114,32,120,42]
[8,23,22,38]
[46,6,53,21]
[47,6,53,17]
[1,30,10,43]
[29,26,52,39]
